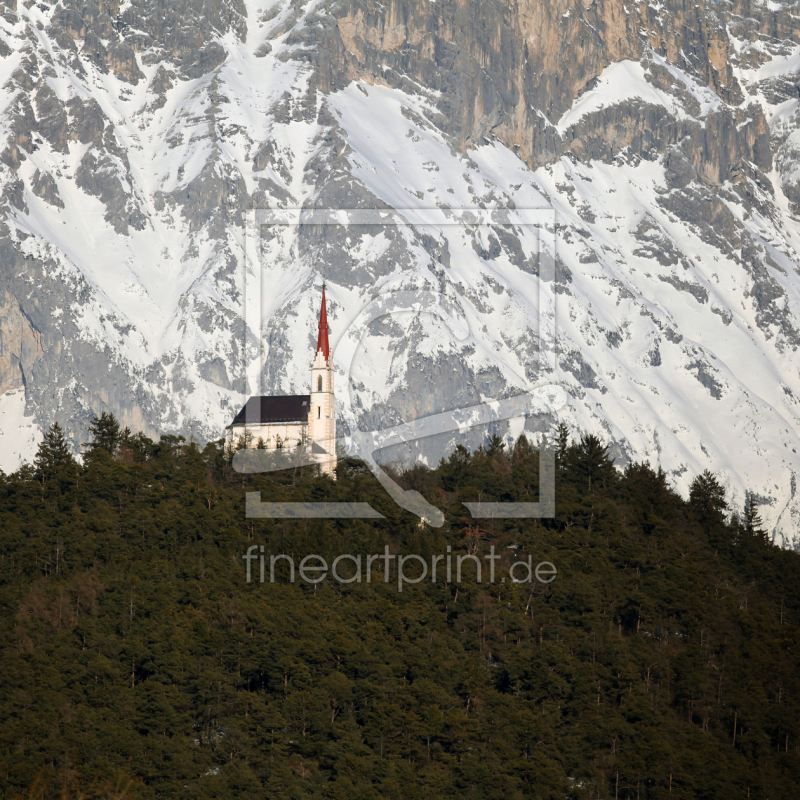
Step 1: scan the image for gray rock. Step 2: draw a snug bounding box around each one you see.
[34,84,69,154]
[75,131,147,235]
[108,39,144,84]
[658,275,709,305]
[30,170,64,208]
[686,358,724,400]
[66,96,105,144]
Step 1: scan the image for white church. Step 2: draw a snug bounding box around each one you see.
[227,287,337,475]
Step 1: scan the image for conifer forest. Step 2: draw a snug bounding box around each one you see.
[1,416,798,799]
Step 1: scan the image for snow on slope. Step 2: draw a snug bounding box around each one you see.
[324,79,800,544]
[556,55,721,133]
[0,391,41,473]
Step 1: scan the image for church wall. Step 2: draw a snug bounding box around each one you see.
[229,422,307,450]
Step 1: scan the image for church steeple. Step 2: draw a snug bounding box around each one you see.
[309,283,336,476]
[315,283,330,362]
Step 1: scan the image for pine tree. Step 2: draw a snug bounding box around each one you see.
[235,429,254,451]
[573,433,616,493]
[743,491,768,545]
[84,411,122,455]
[33,422,77,483]
[511,433,536,464]
[440,443,471,492]
[121,431,155,462]
[486,434,506,457]
[555,423,570,467]
[689,469,728,527]
[622,461,674,524]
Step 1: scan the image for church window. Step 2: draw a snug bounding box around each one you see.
[318,375,323,392]
[317,406,321,419]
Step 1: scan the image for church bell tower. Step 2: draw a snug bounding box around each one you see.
[308,285,336,475]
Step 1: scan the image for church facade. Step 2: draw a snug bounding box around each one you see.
[227,287,337,475]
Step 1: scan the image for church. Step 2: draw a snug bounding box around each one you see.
[227,287,337,475]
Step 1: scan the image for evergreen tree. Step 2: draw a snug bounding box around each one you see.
[555,422,570,467]
[486,434,506,457]
[622,461,674,528]
[511,433,536,464]
[743,491,768,544]
[689,469,728,528]
[439,444,471,492]
[33,422,77,483]
[573,433,616,493]
[235,429,254,450]
[84,411,122,455]
[120,431,156,463]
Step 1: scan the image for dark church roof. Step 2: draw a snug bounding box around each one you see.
[231,395,311,426]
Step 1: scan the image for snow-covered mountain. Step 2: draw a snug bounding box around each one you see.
[1,0,800,545]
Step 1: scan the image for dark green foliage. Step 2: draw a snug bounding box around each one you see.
[689,470,728,528]
[571,433,617,495]
[33,422,77,484]
[555,422,570,467]
[84,411,123,456]
[486,434,505,457]
[744,491,767,544]
[0,427,798,800]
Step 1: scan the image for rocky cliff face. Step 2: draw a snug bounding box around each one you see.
[1,0,800,545]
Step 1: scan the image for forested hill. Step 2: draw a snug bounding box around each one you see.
[1,419,799,799]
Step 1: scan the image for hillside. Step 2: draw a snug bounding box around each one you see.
[1,424,799,798]
[1,0,800,543]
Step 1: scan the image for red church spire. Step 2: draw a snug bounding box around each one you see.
[315,284,330,361]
